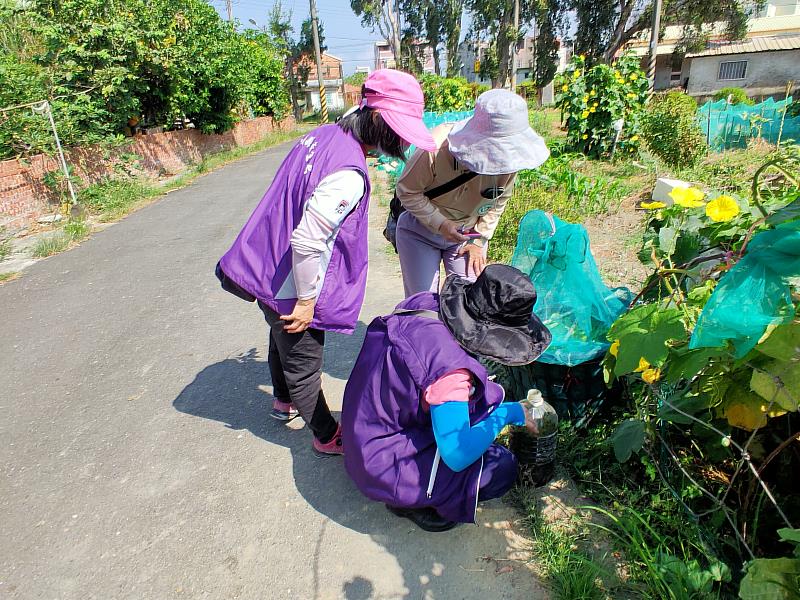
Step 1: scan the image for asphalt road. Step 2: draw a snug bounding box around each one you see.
[0,141,546,599]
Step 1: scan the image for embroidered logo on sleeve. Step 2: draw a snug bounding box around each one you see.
[335,199,349,214]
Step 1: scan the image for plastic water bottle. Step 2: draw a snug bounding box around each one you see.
[512,389,558,487]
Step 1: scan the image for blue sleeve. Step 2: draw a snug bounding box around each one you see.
[430,401,526,473]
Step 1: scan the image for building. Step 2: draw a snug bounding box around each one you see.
[374,40,436,73]
[622,2,800,99]
[297,52,346,111]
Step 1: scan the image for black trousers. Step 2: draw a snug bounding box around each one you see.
[259,302,338,442]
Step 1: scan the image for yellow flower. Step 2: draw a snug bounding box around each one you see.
[573,69,582,79]
[630,135,639,142]
[562,84,569,92]
[609,340,620,357]
[640,201,665,209]
[592,102,599,107]
[669,186,705,208]
[583,95,590,102]
[582,134,588,140]
[634,357,651,372]
[626,92,637,99]
[705,195,740,222]
[581,110,590,118]
[590,107,596,113]
[630,73,638,81]
[580,54,586,60]
[589,89,596,96]
[642,368,662,384]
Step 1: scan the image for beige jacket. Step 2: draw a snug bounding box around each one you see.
[395,123,516,246]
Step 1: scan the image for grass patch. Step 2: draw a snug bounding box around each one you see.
[0,238,11,261]
[63,219,91,242]
[0,271,18,282]
[32,232,70,257]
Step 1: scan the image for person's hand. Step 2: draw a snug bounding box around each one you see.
[438,219,469,243]
[280,298,315,333]
[458,242,487,277]
[518,400,539,436]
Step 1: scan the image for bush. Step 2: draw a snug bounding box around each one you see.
[713,87,752,105]
[642,91,707,168]
[419,74,476,112]
[555,53,648,158]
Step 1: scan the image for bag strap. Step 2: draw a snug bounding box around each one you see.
[392,308,441,321]
[423,171,478,200]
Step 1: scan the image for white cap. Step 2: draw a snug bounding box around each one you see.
[527,389,543,405]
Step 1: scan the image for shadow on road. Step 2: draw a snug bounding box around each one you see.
[173,342,525,599]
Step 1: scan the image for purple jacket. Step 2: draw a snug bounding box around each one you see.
[341,292,505,523]
[217,125,371,334]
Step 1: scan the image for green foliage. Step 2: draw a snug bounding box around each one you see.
[344,71,368,87]
[80,177,159,221]
[642,91,707,168]
[555,53,648,158]
[0,228,11,261]
[63,219,90,242]
[419,74,476,111]
[32,231,70,257]
[713,87,753,105]
[739,557,800,600]
[611,418,645,462]
[0,0,289,158]
[0,271,17,282]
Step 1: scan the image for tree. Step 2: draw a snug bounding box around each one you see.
[568,0,761,63]
[532,0,565,92]
[467,0,537,88]
[401,0,441,75]
[267,2,324,120]
[350,0,402,66]
[443,0,465,77]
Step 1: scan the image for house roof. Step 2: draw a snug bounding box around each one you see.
[324,52,343,62]
[687,33,800,57]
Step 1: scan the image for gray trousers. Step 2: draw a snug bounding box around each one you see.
[396,211,486,298]
[259,302,338,442]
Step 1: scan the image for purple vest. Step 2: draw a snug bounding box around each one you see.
[341,292,505,523]
[218,125,371,333]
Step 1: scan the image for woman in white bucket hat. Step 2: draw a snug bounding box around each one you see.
[395,88,550,297]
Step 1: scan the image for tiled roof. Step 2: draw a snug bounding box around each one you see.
[687,33,800,56]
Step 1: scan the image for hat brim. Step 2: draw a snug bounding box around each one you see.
[380,109,437,152]
[439,276,552,367]
[447,121,550,175]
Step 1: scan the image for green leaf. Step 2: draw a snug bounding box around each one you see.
[658,393,712,424]
[750,360,800,413]
[779,528,800,557]
[757,323,800,362]
[738,557,800,600]
[665,347,721,384]
[611,419,646,463]
[658,226,678,255]
[767,194,800,226]
[610,306,685,376]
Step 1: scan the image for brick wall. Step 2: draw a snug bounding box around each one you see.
[0,115,296,232]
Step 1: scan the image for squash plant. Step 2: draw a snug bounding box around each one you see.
[554,53,647,158]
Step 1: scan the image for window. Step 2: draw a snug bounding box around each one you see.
[718,60,747,80]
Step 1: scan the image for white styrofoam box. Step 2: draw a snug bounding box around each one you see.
[651,177,696,206]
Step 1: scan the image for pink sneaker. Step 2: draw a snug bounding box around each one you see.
[270,399,299,421]
[312,424,344,457]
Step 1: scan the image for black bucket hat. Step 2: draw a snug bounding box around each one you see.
[439,264,552,366]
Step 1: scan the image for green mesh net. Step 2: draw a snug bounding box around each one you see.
[689,220,800,357]
[510,210,634,366]
[697,97,800,151]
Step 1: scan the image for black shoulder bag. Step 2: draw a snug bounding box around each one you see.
[383,171,478,252]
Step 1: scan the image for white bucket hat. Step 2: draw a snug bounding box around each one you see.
[447,89,550,176]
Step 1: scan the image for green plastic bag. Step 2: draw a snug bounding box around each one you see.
[510,210,633,366]
[689,221,800,357]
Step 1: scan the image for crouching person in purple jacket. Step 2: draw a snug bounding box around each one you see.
[342,264,552,532]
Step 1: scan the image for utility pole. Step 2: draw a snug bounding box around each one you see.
[225,0,233,22]
[647,0,663,92]
[309,0,328,123]
[510,0,520,91]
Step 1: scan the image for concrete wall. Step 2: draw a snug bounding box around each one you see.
[0,115,295,232]
[687,49,800,97]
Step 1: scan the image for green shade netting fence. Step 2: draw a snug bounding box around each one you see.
[689,219,800,357]
[375,110,474,178]
[697,97,800,151]
[510,210,634,366]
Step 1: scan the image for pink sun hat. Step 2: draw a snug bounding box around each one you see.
[361,69,436,151]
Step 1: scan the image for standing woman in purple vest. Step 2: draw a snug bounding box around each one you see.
[216,70,436,457]
[342,265,552,531]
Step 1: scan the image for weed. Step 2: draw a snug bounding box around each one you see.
[81,178,159,221]
[0,238,10,261]
[0,271,18,282]
[32,232,70,257]
[63,219,90,242]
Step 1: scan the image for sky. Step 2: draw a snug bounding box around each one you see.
[208,0,384,76]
